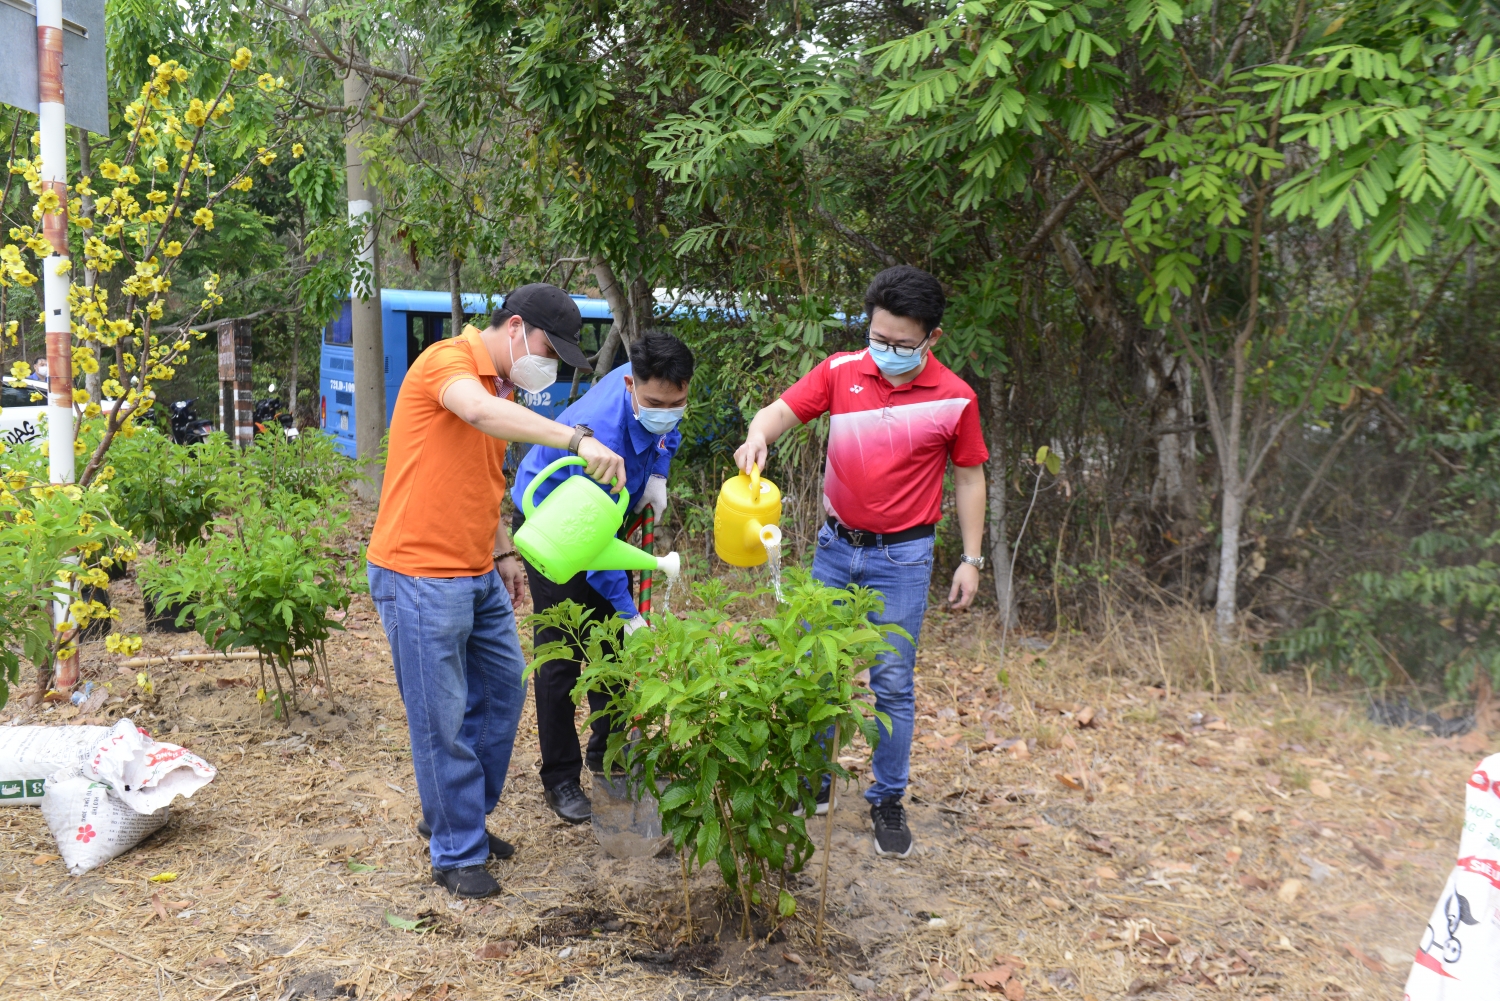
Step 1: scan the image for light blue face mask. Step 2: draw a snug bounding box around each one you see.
[633,396,685,434]
[867,341,927,376]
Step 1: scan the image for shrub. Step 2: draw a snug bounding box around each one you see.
[528,568,899,936]
[98,428,238,548]
[0,477,135,706]
[138,491,359,720]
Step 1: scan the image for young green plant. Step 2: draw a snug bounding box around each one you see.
[527,569,899,939]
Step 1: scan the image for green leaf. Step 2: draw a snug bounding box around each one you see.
[778,889,797,917]
[346,860,378,873]
[385,910,429,933]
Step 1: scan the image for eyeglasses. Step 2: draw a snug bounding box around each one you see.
[867,334,930,358]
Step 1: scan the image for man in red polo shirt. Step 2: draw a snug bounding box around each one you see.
[734,265,988,859]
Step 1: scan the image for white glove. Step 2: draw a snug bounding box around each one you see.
[623,614,648,636]
[633,474,669,519]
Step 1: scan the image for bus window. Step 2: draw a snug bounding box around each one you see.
[408,313,468,368]
[324,302,353,345]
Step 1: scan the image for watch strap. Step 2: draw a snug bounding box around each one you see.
[568,424,594,454]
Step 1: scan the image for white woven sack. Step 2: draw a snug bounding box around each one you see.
[1404,752,1500,1000]
[40,773,170,875]
[83,718,216,813]
[0,725,111,805]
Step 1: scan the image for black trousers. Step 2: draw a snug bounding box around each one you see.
[514,511,621,792]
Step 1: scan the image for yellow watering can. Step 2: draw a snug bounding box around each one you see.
[713,465,782,567]
[515,456,681,585]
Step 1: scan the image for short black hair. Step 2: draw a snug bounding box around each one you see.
[489,307,507,328]
[864,265,946,334]
[629,329,695,387]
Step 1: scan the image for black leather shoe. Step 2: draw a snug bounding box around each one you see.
[431,864,499,898]
[416,819,515,860]
[544,781,592,824]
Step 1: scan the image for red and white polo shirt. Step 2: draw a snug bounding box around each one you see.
[780,349,988,534]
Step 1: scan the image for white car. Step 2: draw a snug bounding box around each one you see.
[0,379,48,448]
[0,379,137,449]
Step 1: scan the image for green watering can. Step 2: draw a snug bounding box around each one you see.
[514,456,681,585]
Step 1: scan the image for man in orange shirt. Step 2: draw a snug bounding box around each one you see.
[367,284,625,899]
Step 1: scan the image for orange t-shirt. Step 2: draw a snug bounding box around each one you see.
[367,329,511,577]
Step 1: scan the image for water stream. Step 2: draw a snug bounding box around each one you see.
[658,562,681,617]
[764,538,784,603]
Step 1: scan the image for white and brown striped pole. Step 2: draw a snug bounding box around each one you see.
[37,0,79,689]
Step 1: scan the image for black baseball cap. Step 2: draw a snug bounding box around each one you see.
[499,283,592,372]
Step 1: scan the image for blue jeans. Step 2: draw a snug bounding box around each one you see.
[367,564,527,870]
[811,523,933,805]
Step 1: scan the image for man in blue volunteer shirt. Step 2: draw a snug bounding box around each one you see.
[511,329,696,823]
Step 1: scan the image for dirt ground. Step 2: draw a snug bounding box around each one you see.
[0,570,1483,1001]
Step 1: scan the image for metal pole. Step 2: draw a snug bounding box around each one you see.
[343,67,384,501]
[37,0,78,689]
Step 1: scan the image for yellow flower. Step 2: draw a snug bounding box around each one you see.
[146,189,167,204]
[231,176,253,192]
[230,47,252,71]
[292,143,305,158]
[153,155,169,172]
[184,99,208,127]
[192,207,213,230]
[174,135,193,152]
[173,67,188,83]
[147,54,161,67]
[99,160,121,180]
[257,73,278,92]
[257,147,276,166]
[72,387,90,404]
[163,240,183,257]
[9,360,31,379]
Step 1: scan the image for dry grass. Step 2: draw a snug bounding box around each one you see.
[0,571,1482,1001]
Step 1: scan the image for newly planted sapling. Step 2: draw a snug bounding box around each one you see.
[528,569,899,937]
[139,491,358,722]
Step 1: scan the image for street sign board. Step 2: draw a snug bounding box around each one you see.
[0,0,108,136]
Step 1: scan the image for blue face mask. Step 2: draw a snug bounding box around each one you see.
[867,341,926,376]
[633,396,685,434]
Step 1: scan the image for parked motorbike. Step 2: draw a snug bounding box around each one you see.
[166,399,214,446]
[253,397,298,439]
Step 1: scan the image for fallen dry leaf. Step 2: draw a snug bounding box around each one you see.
[1352,842,1386,871]
[1278,878,1304,902]
[475,940,517,960]
[1095,866,1118,880]
[1342,943,1387,974]
[1226,845,1243,865]
[782,951,804,966]
[1310,779,1332,799]
[1009,741,1031,761]
[1061,732,1078,750]
[1239,873,1272,890]
[1004,978,1026,1001]
[1205,719,1230,731]
[1056,773,1085,791]
[151,891,169,921]
[1127,978,1161,995]
[1232,808,1255,825]
[1041,896,1069,912]
[31,854,60,866]
[970,966,1014,990]
[1160,861,1194,873]
[1076,706,1096,727]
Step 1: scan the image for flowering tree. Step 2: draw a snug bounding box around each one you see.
[2,45,300,484]
[0,44,301,695]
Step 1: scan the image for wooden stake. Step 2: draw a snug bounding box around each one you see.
[815,722,839,950]
[679,850,693,941]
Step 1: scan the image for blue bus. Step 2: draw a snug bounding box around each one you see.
[318,289,617,459]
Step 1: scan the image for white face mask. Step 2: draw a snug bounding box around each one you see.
[508,329,558,393]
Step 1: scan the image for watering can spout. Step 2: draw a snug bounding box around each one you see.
[656,551,680,578]
[593,537,671,573]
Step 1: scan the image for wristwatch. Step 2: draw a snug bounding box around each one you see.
[959,554,986,570]
[567,424,594,454]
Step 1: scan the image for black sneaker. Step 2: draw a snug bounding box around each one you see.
[870,796,914,858]
[544,781,592,824]
[432,864,500,898]
[793,783,831,817]
[416,819,515,860]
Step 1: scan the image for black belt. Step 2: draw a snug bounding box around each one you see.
[826,517,935,547]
